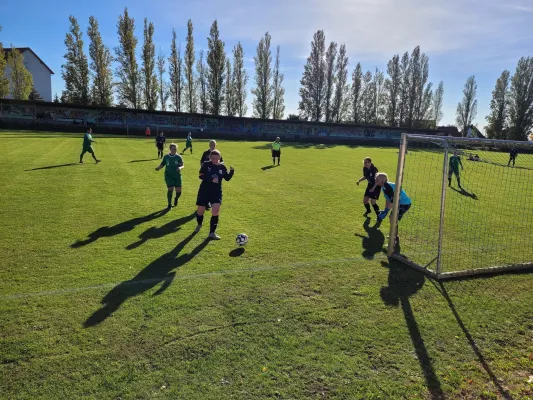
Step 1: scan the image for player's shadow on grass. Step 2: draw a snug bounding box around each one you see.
[380,258,445,400]
[128,159,159,163]
[354,217,384,260]
[25,163,79,171]
[71,209,169,248]
[449,186,478,200]
[261,165,277,171]
[430,281,513,400]
[126,212,196,249]
[84,231,210,327]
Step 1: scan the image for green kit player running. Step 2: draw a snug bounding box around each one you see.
[448,150,463,188]
[79,128,101,164]
[182,132,193,154]
[155,143,184,210]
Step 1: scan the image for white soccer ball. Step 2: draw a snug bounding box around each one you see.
[236,233,248,246]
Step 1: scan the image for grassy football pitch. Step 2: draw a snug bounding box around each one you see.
[0,130,532,399]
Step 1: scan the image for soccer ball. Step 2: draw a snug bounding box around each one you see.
[236,233,248,246]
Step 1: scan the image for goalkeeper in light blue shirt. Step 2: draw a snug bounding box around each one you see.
[370,172,412,244]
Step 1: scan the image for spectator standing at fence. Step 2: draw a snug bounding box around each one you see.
[272,137,281,166]
[182,132,193,154]
[145,126,151,139]
[79,128,101,164]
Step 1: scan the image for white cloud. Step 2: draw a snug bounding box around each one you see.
[159,0,532,62]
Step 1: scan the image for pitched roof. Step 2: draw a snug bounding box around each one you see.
[3,47,54,74]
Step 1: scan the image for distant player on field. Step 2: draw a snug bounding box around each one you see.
[508,147,518,167]
[448,150,463,188]
[145,126,151,139]
[356,157,380,217]
[155,143,184,210]
[372,172,412,246]
[79,128,101,164]
[182,132,193,154]
[194,150,234,240]
[200,140,224,165]
[272,137,281,165]
[155,132,166,159]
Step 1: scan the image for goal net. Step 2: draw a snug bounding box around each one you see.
[387,133,533,279]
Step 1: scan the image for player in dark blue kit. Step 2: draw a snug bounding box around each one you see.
[356,157,380,217]
[508,147,518,167]
[194,150,235,240]
[155,132,166,159]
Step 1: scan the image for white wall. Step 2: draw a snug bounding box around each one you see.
[3,50,52,101]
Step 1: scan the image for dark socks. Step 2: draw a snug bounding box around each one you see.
[372,203,380,214]
[174,191,181,206]
[196,214,204,226]
[364,203,371,213]
[210,216,219,233]
[457,177,461,187]
[167,191,173,206]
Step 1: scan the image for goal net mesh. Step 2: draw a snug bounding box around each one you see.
[391,134,533,278]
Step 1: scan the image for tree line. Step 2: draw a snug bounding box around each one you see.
[1,14,532,139]
[55,10,284,120]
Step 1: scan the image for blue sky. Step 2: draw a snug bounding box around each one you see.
[1,0,532,128]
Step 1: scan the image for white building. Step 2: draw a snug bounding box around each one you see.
[3,47,54,102]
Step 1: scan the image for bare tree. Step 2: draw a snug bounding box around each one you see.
[232,42,248,117]
[184,19,197,112]
[141,18,159,110]
[456,75,478,136]
[324,41,337,123]
[331,44,349,123]
[252,32,273,119]
[196,50,208,114]
[298,30,326,121]
[432,80,444,127]
[115,8,140,108]
[351,62,363,123]
[157,52,169,111]
[385,54,401,126]
[508,57,533,140]
[168,29,184,112]
[272,45,285,120]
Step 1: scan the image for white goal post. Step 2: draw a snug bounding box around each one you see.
[387,133,533,279]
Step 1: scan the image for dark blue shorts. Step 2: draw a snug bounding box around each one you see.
[398,204,411,220]
[196,187,222,207]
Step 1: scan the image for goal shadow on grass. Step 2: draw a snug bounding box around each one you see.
[71,209,169,248]
[430,280,513,400]
[84,231,210,328]
[354,217,384,260]
[126,212,197,249]
[380,258,446,399]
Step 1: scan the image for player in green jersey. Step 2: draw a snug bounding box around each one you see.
[79,128,101,164]
[155,143,184,210]
[448,150,464,188]
[182,132,193,154]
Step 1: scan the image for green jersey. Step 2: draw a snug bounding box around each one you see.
[449,155,462,171]
[162,154,183,178]
[83,132,93,148]
[272,141,281,151]
[186,136,192,146]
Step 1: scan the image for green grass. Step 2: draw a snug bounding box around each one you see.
[0,130,532,400]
